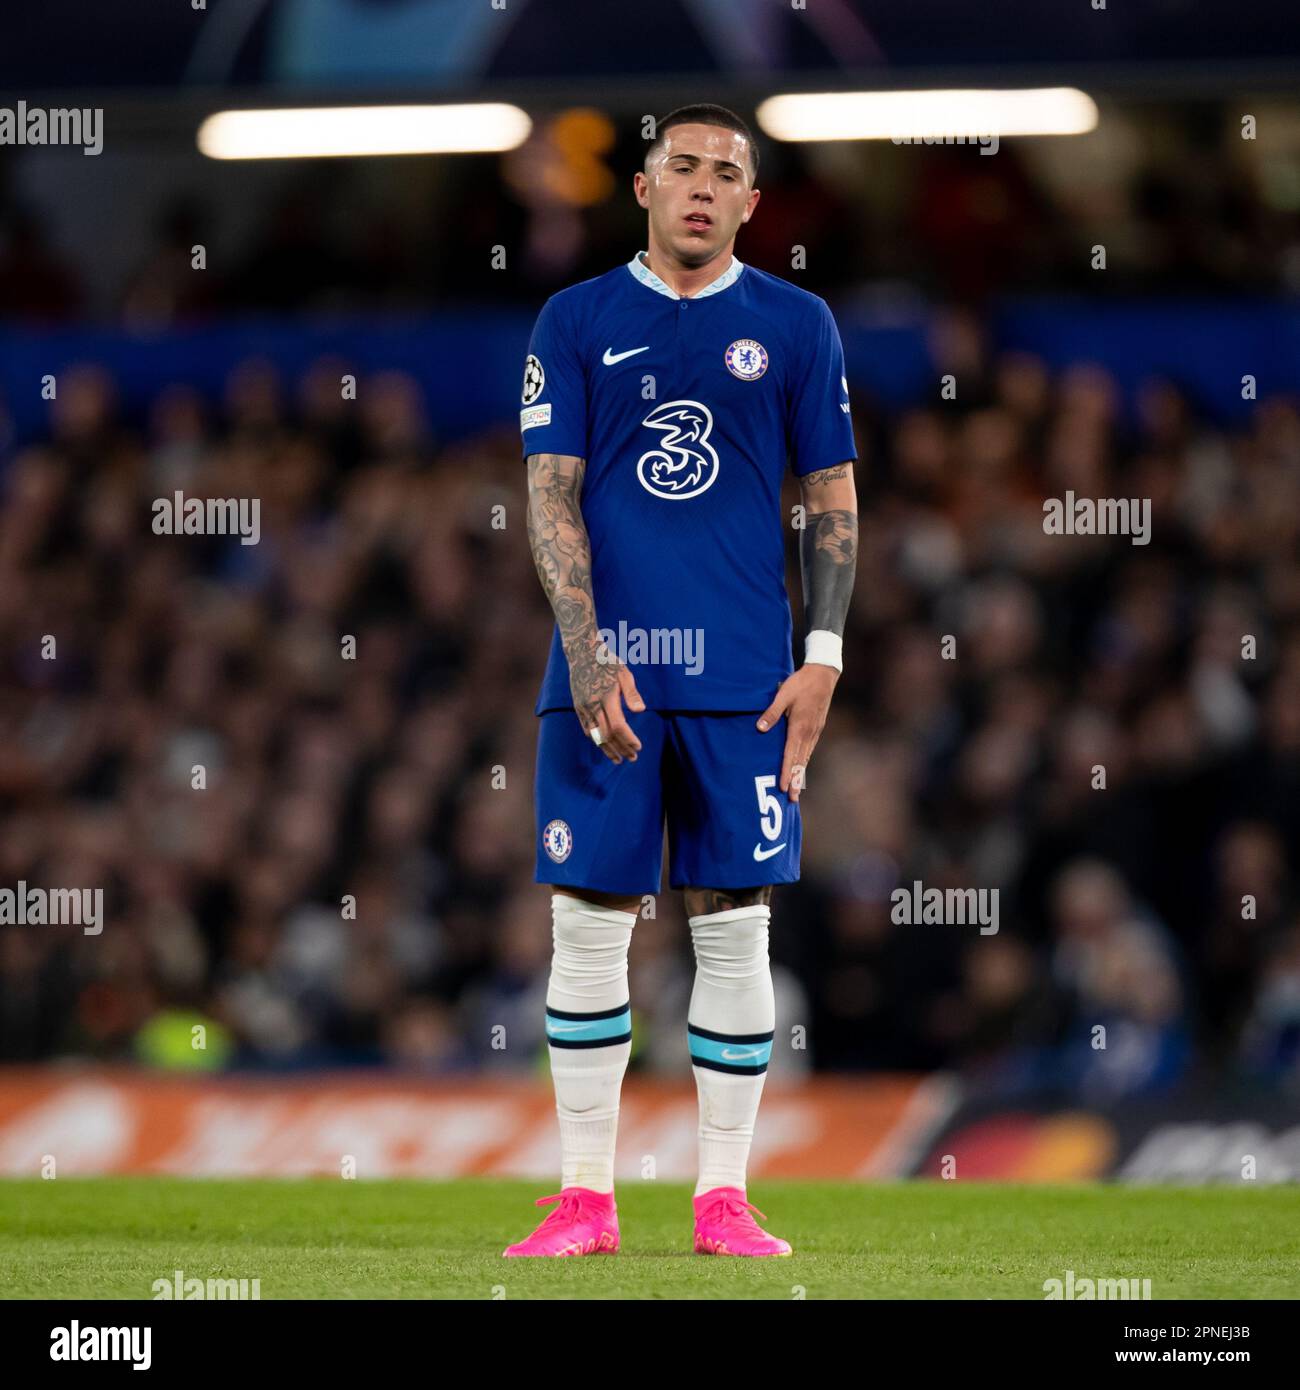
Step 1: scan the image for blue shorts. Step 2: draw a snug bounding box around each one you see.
[534,707,802,896]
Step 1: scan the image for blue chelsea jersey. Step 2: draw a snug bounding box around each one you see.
[521,251,857,715]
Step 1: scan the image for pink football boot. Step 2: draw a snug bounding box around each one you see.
[693,1187,792,1256]
[502,1188,620,1257]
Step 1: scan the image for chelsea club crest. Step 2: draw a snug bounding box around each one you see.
[542,819,573,863]
[725,339,768,381]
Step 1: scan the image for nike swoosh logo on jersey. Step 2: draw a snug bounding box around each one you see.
[753,843,787,861]
[603,346,650,365]
[720,1047,764,1060]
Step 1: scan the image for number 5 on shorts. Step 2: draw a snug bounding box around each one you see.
[754,774,783,843]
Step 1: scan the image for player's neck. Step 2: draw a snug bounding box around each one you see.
[640,243,735,299]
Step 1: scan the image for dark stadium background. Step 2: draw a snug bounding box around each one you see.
[1,0,1298,1183]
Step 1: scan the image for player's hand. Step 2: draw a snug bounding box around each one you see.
[567,638,645,765]
[756,663,839,803]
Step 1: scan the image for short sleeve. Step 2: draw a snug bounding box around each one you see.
[519,294,588,460]
[788,297,857,477]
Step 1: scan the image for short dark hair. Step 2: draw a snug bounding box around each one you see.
[645,103,759,182]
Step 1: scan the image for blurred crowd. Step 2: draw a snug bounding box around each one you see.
[0,330,1297,1103]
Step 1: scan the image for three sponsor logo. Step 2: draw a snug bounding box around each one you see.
[637,399,719,499]
[519,340,784,500]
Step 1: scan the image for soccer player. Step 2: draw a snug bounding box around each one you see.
[508,104,858,1257]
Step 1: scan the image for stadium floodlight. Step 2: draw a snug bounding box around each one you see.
[755,88,1098,142]
[197,103,532,160]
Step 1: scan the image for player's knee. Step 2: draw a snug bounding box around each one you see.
[552,886,642,916]
[550,893,638,951]
[550,894,636,988]
[686,890,771,950]
[688,904,771,986]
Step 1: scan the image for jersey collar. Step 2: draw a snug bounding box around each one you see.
[627,249,744,300]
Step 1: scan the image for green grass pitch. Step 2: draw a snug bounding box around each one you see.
[2,1178,1297,1299]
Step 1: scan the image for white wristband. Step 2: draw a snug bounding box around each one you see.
[804,629,843,673]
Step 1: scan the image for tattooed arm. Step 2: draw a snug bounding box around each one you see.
[755,462,858,802]
[798,462,859,639]
[525,452,644,763]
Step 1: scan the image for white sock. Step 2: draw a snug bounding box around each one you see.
[546,893,636,1194]
[686,904,775,1198]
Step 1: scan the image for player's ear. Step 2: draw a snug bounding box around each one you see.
[743,186,760,221]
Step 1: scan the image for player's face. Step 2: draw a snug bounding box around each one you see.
[637,124,759,266]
